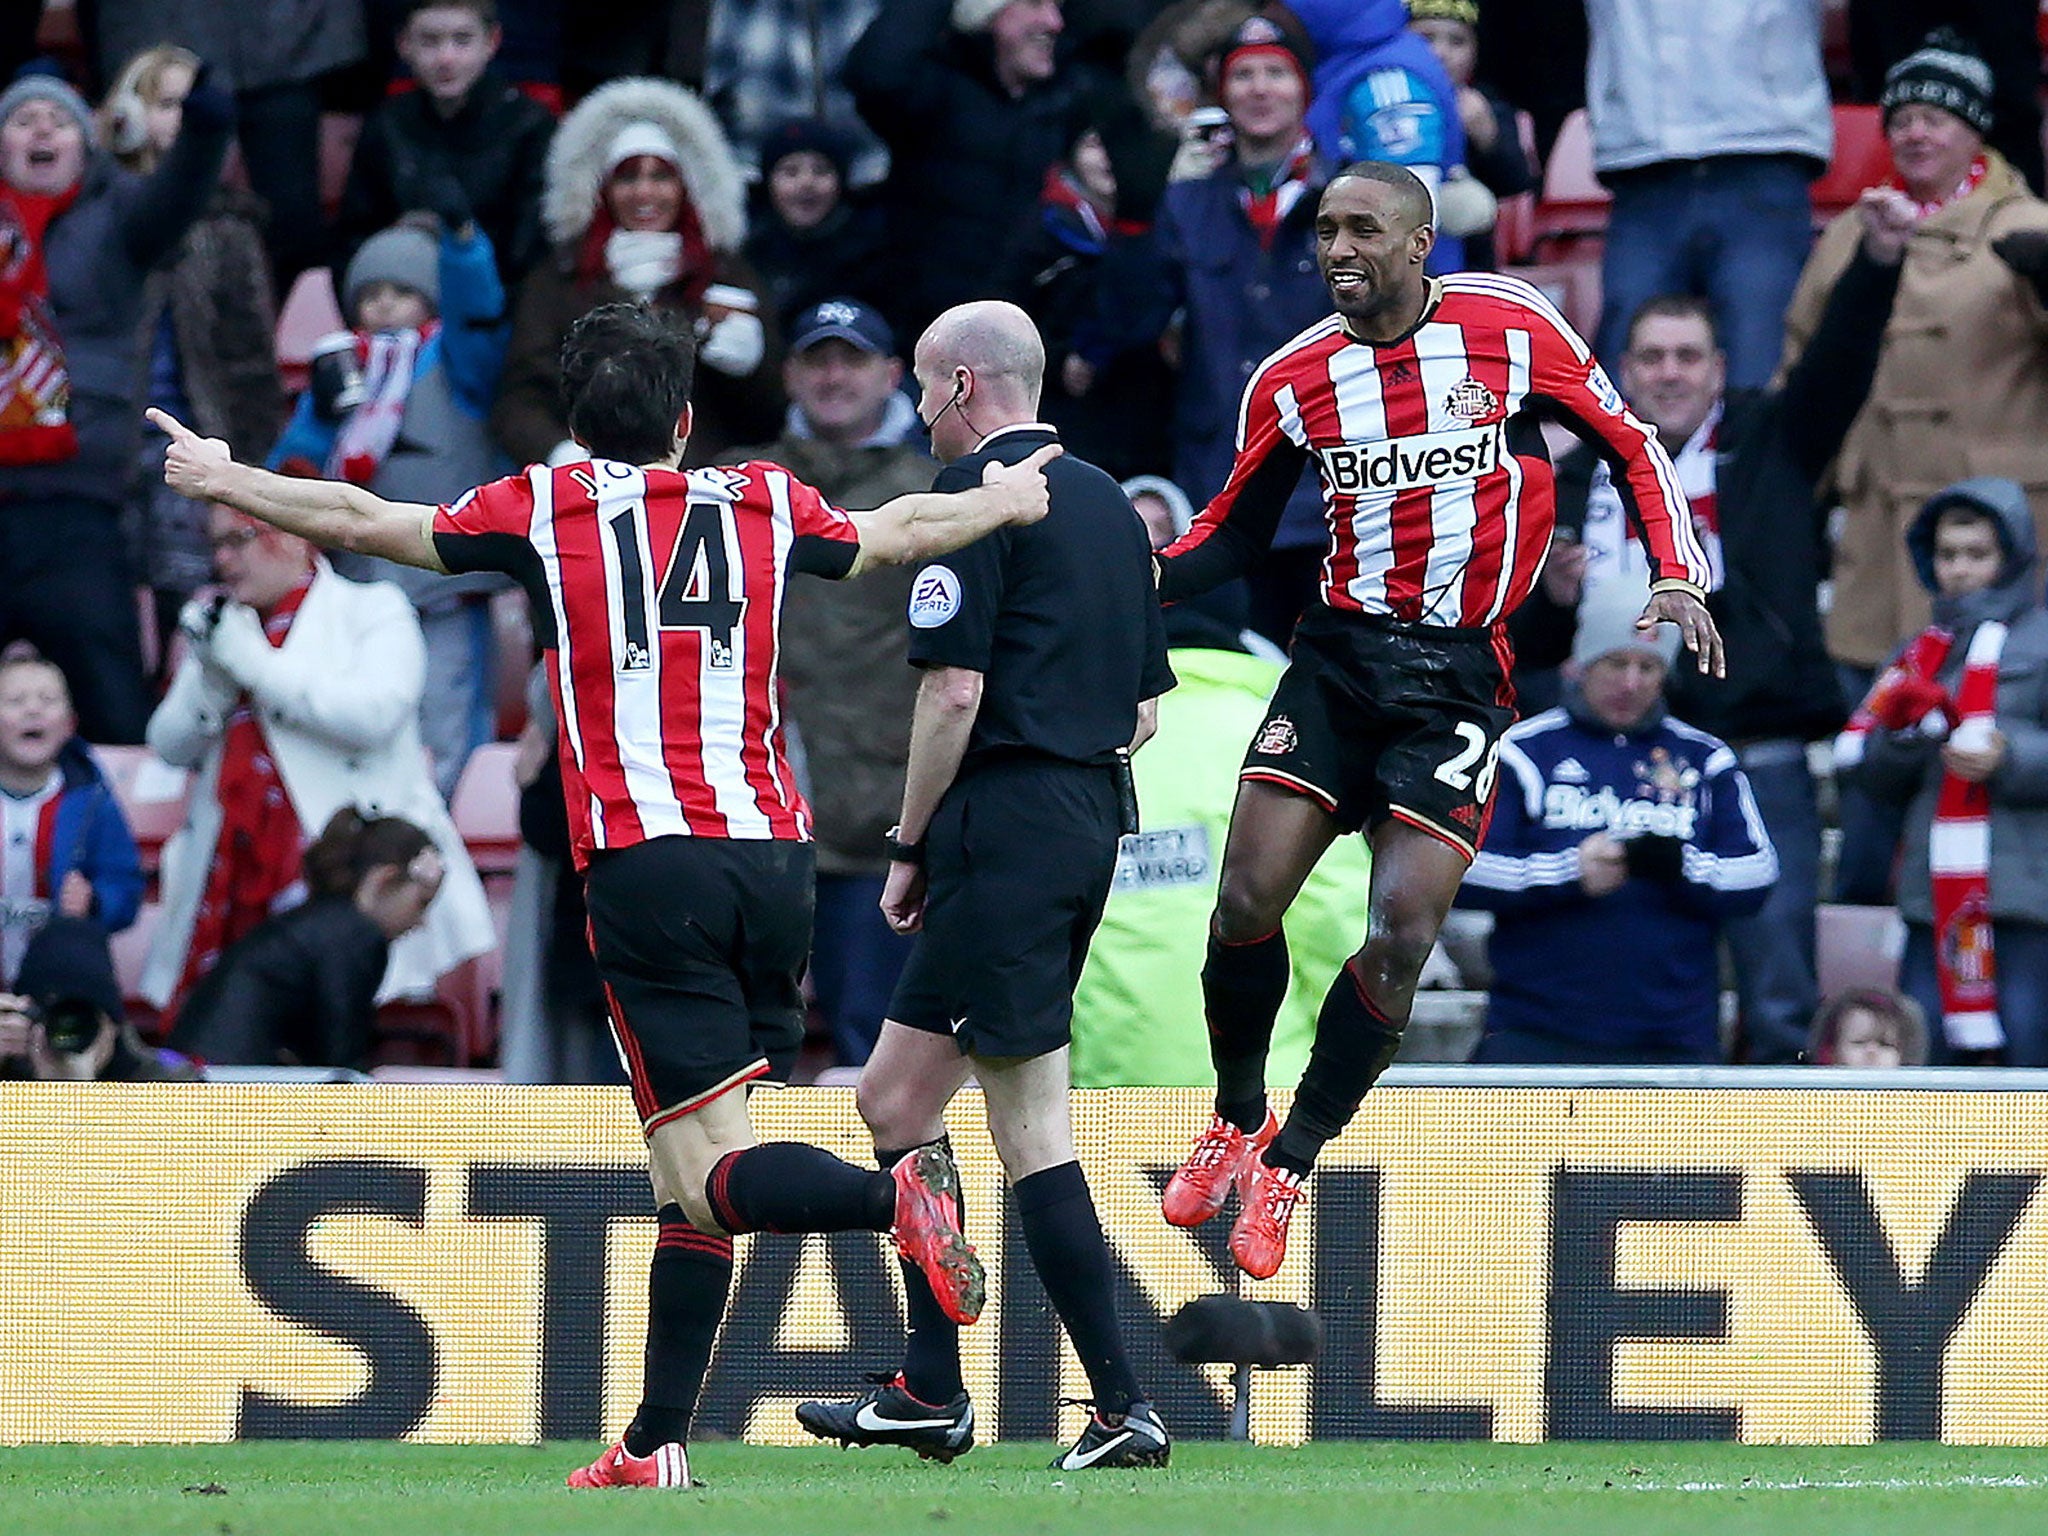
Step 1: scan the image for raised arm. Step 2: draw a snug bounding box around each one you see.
[846,445,1058,574]
[148,408,446,572]
[1155,365,1307,601]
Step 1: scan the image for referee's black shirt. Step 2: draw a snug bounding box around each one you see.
[907,423,1175,768]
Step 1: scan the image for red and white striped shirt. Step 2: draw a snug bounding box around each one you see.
[1158,273,1712,628]
[433,458,861,865]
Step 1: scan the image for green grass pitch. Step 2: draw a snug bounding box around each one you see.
[7,1442,2048,1535]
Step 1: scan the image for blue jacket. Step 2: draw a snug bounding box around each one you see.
[23,741,144,936]
[1144,165,1334,549]
[1458,694,1776,1055]
[1285,0,1467,271]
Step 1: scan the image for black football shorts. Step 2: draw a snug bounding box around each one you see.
[889,758,1121,1060]
[1240,604,1517,858]
[583,835,813,1134]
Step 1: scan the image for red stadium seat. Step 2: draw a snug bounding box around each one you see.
[318,113,362,220]
[1489,113,1542,265]
[89,744,190,885]
[1530,109,1610,261]
[111,900,164,1037]
[275,267,346,396]
[491,589,535,740]
[1816,903,1906,1001]
[451,741,523,876]
[1501,257,1603,342]
[1811,105,1893,225]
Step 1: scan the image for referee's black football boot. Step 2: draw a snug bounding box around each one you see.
[796,1372,976,1463]
[1050,1399,1171,1471]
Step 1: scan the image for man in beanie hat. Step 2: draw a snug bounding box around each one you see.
[1851,9,2041,192]
[1,62,233,743]
[1457,577,1776,1064]
[269,210,512,799]
[846,0,1104,337]
[1779,25,2048,716]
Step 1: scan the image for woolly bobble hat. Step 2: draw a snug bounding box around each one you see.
[1881,28,1995,137]
[1215,13,1315,98]
[953,0,1023,32]
[343,222,440,317]
[1571,577,1680,671]
[0,68,95,150]
[1407,0,1480,26]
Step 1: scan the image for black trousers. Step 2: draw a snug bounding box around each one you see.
[0,496,150,744]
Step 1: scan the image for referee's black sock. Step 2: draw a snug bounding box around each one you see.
[1267,962,1405,1178]
[704,1144,896,1234]
[624,1205,730,1456]
[878,1140,964,1403]
[1203,925,1290,1131]
[1015,1161,1141,1416]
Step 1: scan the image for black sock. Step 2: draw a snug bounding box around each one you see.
[1203,926,1289,1129]
[878,1140,964,1402]
[703,1143,896,1235]
[623,1205,731,1455]
[1268,962,1405,1177]
[1014,1162,1141,1415]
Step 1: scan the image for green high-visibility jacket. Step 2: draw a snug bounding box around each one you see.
[1071,646,1371,1088]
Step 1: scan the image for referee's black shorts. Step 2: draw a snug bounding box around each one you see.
[583,834,813,1134]
[889,757,1121,1060]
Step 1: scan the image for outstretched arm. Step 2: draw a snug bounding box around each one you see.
[148,408,446,572]
[846,445,1059,575]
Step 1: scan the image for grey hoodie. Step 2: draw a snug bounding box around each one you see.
[1856,477,2048,925]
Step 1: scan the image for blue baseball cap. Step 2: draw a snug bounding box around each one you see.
[789,298,895,358]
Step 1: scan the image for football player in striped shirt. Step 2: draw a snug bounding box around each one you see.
[1154,161,1725,1278]
[148,301,1058,1489]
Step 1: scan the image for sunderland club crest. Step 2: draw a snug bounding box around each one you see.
[1444,376,1500,422]
[1254,715,1298,756]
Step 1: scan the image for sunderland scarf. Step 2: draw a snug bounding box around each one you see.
[1929,621,2006,1050]
[1836,622,2007,1049]
[0,182,80,466]
[325,325,434,485]
[1895,153,1987,218]
[168,581,313,1021]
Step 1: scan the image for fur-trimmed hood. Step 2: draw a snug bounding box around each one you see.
[541,77,747,253]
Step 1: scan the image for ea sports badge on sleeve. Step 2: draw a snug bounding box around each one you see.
[909,565,962,628]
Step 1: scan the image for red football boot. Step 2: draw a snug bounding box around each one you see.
[1161,1110,1278,1228]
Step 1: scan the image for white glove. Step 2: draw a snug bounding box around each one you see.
[698,310,765,377]
[545,437,588,467]
[204,602,281,692]
[1436,166,1499,238]
[177,594,226,650]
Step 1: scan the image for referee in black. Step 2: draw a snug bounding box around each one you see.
[796,301,1176,1470]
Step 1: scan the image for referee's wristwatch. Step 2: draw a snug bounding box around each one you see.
[885,825,926,866]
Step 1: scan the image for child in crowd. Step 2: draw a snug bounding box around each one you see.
[1840,478,2048,1064]
[0,644,142,985]
[743,118,888,332]
[1808,988,1927,1068]
[337,0,558,287]
[270,214,511,801]
[1406,0,1536,269]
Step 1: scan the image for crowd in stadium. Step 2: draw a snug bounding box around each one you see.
[1,0,2043,1083]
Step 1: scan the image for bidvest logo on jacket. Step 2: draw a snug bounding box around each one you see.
[1542,747,1703,839]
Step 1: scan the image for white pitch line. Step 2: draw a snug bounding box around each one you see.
[1620,1476,2048,1493]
